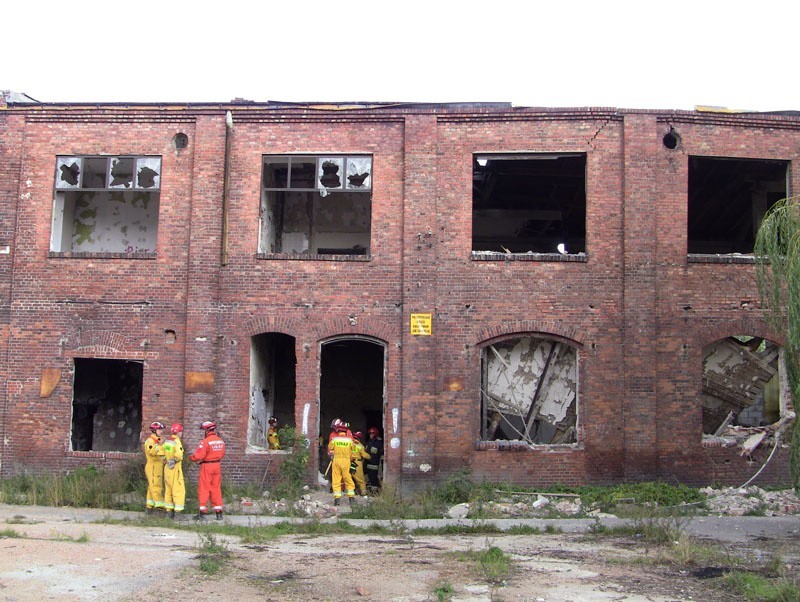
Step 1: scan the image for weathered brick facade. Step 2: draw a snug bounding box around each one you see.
[0,96,796,490]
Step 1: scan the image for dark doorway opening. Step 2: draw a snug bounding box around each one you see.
[71,358,143,452]
[318,338,385,478]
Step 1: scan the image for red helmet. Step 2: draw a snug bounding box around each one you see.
[170,423,183,435]
[268,416,278,426]
[354,431,363,441]
[368,427,379,437]
[150,421,165,433]
[200,420,216,431]
[331,418,342,430]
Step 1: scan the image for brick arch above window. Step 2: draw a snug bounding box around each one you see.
[694,319,784,349]
[477,320,586,348]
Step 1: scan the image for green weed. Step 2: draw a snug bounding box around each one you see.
[433,581,454,601]
[0,528,22,538]
[724,570,800,601]
[196,529,230,575]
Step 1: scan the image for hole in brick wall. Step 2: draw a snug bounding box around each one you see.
[663,129,680,150]
[174,133,189,150]
[164,329,176,344]
[71,358,143,452]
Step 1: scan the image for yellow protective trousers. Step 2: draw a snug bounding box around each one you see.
[163,464,185,512]
[162,435,185,512]
[331,456,355,498]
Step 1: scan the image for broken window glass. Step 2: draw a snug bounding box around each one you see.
[481,336,578,444]
[51,156,161,254]
[472,154,586,254]
[688,157,788,254]
[260,155,372,256]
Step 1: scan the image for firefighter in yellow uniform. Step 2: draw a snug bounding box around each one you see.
[162,423,186,519]
[267,416,280,450]
[327,419,356,506]
[143,421,166,514]
[351,431,371,496]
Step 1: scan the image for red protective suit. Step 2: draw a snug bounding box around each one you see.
[189,431,226,515]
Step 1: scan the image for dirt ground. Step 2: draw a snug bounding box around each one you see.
[1,503,799,602]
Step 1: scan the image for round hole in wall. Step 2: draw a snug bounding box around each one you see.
[174,132,189,150]
[663,129,680,150]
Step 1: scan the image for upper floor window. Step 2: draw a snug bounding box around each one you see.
[51,156,161,254]
[259,155,372,256]
[472,153,586,255]
[688,156,788,255]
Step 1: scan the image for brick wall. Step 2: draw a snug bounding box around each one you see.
[0,102,796,490]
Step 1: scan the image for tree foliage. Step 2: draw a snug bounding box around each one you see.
[754,195,800,490]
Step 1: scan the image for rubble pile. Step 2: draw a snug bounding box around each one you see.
[701,486,800,516]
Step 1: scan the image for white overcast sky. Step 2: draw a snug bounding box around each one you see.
[3,0,797,111]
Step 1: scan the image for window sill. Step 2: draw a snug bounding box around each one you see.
[67,450,138,459]
[471,251,587,262]
[246,445,293,454]
[257,253,371,262]
[475,440,580,451]
[687,253,756,264]
[49,251,157,260]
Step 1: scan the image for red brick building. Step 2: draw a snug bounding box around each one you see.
[0,94,795,490]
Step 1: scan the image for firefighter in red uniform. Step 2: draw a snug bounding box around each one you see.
[189,420,226,520]
[327,419,356,505]
[143,421,165,514]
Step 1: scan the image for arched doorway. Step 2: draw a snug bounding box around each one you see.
[318,337,385,481]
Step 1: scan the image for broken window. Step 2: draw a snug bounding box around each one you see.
[249,333,296,449]
[701,336,789,443]
[51,156,161,254]
[70,358,143,452]
[481,336,578,444]
[688,156,788,254]
[259,155,372,256]
[472,154,586,254]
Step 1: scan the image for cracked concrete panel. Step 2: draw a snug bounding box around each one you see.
[702,337,781,434]
[483,337,578,444]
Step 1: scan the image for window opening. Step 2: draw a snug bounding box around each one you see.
[688,156,788,254]
[702,336,789,439]
[249,333,296,448]
[260,155,372,256]
[472,154,586,254]
[319,338,385,479]
[70,358,143,452]
[481,336,578,444]
[51,156,161,254]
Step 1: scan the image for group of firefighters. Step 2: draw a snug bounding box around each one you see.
[326,418,384,505]
[143,415,384,516]
[142,419,227,520]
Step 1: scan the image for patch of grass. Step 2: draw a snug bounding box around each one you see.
[433,581,454,601]
[0,461,146,509]
[0,528,23,538]
[723,570,800,601]
[48,529,91,542]
[477,545,512,585]
[196,528,230,575]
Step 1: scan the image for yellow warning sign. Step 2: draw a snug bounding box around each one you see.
[410,313,432,336]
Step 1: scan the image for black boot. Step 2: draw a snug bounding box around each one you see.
[215,511,223,521]
[193,513,206,521]
[334,497,340,506]
[168,510,175,520]
[145,508,153,515]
